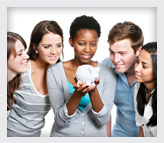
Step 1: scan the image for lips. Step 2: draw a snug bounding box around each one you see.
[81,55,92,60]
[21,60,28,66]
[49,56,57,61]
[135,73,141,79]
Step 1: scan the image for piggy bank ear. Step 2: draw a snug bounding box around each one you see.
[88,67,94,73]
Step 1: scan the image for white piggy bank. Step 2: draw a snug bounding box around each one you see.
[75,65,100,86]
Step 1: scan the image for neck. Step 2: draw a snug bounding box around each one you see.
[72,58,93,67]
[7,69,17,82]
[144,82,155,94]
[31,59,49,71]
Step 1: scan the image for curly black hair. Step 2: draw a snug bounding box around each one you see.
[69,15,101,40]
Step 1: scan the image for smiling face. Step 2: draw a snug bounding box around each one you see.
[69,29,98,65]
[109,39,140,74]
[35,32,63,66]
[135,49,155,85]
[7,39,29,76]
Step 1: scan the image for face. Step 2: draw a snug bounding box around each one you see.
[135,49,155,84]
[7,39,29,75]
[70,29,98,64]
[36,32,63,66]
[109,39,139,74]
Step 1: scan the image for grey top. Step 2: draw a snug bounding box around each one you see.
[47,61,116,137]
[7,61,51,137]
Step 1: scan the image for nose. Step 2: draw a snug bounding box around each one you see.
[23,52,29,60]
[84,44,90,53]
[134,62,140,72]
[50,47,57,54]
[114,53,120,63]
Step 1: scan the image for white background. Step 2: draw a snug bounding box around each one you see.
[7,7,157,137]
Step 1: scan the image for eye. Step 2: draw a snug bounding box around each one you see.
[91,43,97,46]
[44,45,50,49]
[142,65,147,69]
[17,52,22,56]
[57,44,62,48]
[78,42,84,46]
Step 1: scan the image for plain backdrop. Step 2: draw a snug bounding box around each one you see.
[7,7,156,137]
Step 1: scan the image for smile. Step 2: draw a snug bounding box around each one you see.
[49,56,57,61]
[21,60,28,66]
[81,55,92,60]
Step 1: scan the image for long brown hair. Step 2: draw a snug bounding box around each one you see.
[7,32,27,110]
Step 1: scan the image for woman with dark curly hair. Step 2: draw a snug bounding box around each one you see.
[47,15,116,137]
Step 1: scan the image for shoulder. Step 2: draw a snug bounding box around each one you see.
[98,63,116,79]
[101,57,113,67]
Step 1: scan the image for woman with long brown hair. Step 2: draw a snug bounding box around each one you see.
[7,20,63,137]
[7,32,29,110]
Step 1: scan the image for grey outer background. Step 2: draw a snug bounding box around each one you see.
[0,0,162,143]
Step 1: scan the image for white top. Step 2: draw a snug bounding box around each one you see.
[134,83,157,137]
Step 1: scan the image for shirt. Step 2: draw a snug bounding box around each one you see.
[7,61,51,137]
[47,61,116,137]
[134,83,157,137]
[102,58,139,137]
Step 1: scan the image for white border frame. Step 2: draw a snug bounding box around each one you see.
[0,0,162,143]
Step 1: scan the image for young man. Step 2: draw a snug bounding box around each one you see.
[102,21,144,137]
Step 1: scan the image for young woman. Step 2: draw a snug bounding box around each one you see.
[47,15,116,137]
[7,20,63,137]
[7,32,29,110]
[134,42,157,137]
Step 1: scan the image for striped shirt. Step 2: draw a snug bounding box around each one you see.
[7,61,51,137]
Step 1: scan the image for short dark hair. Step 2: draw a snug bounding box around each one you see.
[28,20,63,60]
[137,42,157,127]
[108,21,144,53]
[69,15,101,40]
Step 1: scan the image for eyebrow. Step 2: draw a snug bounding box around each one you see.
[109,48,127,53]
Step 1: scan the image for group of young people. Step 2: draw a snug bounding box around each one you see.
[7,15,157,137]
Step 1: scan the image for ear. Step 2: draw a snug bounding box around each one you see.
[33,44,37,51]
[136,46,142,56]
[69,38,74,47]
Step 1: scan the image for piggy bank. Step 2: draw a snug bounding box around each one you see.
[75,65,100,86]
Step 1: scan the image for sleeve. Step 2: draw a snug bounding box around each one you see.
[134,83,143,126]
[90,65,116,126]
[47,66,76,128]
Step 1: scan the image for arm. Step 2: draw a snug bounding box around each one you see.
[139,126,144,137]
[88,66,116,126]
[47,66,92,128]
[106,116,112,137]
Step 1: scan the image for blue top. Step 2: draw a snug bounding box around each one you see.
[102,58,139,137]
[67,81,90,111]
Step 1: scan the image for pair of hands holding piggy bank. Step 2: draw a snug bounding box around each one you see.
[74,65,100,96]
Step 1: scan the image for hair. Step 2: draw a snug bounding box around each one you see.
[108,21,144,53]
[69,15,101,40]
[136,42,157,126]
[7,32,27,110]
[27,20,63,61]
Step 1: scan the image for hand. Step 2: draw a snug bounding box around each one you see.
[89,78,99,92]
[73,76,92,97]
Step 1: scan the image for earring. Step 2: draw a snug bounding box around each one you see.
[35,50,38,54]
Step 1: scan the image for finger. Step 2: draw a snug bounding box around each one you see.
[73,75,78,83]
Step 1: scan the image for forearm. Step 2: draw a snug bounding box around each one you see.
[66,90,83,115]
[89,88,104,112]
[139,126,144,137]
